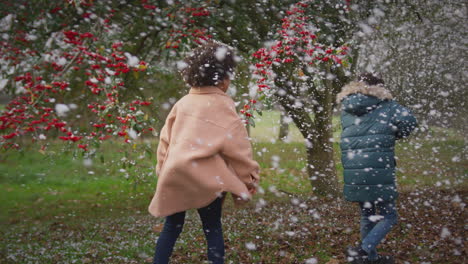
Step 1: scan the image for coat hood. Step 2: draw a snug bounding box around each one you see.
[336,81,393,116]
[336,81,393,103]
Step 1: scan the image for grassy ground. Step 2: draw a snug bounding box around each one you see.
[250,111,341,143]
[0,111,467,263]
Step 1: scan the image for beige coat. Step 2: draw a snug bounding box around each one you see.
[148,87,260,218]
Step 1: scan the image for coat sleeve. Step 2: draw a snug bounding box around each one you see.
[221,121,260,187]
[156,107,176,176]
[391,102,418,140]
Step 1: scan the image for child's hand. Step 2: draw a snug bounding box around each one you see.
[246,182,257,195]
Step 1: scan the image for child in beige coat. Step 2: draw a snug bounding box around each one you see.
[149,42,260,264]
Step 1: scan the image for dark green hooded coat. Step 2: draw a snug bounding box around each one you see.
[337,81,417,202]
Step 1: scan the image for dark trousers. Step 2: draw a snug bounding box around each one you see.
[153,197,224,264]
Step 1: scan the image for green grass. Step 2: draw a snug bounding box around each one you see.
[0,141,157,223]
[0,111,466,263]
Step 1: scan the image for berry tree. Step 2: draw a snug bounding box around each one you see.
[0,0,212,154]
[244,0,355,196]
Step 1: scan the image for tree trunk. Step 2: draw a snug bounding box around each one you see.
[274,75,338,197]
[308,84,338,197]
[278,111,289,141]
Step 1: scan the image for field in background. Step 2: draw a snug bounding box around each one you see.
[250,111,342,143]
[0,111,466,263]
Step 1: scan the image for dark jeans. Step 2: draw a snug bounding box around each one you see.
[153,197,224,264]
[359,200,398,260]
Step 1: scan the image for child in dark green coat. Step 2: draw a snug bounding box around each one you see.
[337,73,418,264]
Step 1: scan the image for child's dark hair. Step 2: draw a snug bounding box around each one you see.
[181,42,236,87]
[358,73,384,86]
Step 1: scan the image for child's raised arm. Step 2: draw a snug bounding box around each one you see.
[392,103,418,139]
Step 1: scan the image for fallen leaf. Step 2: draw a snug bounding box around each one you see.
[152,223,164,232]
[326,258,340,264]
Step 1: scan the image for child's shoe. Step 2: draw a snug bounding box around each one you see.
[370,255,394,264]
[346,247,395,264]
[345,246,368,264]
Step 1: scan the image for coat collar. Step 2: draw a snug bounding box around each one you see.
[336,81,393,103]
[189,86,228,96]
